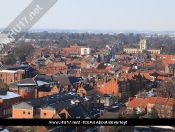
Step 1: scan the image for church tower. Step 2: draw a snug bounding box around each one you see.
[140,39,148,50]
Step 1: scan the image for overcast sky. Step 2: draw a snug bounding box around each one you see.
[0,0,175,31]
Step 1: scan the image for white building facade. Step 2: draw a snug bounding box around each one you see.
[81,48,91,55]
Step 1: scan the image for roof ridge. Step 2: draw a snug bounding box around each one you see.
[32,74,38,80]
[155,96,159,104]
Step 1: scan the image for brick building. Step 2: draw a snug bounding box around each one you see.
[70,45,85,55]
[127,96,175,118]
[147,97,175,118]
[9,78,38,101]
[0,90,21,118]
[12,92,101,119]
[98,77,130,102]
[0,70,26,89]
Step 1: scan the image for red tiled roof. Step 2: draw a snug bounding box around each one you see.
[121,66,130,71]
[156,97,168,104]
[127,98,147,109]
[105,66,111,70]
[143,73,153,81]
[130,58,135,64]
[157,76,166,81]
[147,97,175,106]
[166,98,175,106]
[147,97,157,104]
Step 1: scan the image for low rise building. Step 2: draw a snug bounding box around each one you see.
[0,90,21,118]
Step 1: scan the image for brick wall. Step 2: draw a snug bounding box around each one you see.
[0,96,21,118]
[12,108,33,119]
[99,78,119,94]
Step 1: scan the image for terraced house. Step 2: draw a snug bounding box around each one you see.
[12,92,101,119]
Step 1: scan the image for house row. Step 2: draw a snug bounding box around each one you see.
[127,97,175,118]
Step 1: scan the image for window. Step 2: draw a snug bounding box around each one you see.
[3,110,5,115]
[84,49,87,54]
[23,111,25,114]
[28,112,30,115]
[0,74,2,77]
[167,111,171,115]
[15,77,17,80]
[44,113,46,116]
[22,74,25,79]
[157,110,160,114]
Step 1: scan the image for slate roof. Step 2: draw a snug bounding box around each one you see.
[86,94,100,100]
[0,65,28,70]
[35,74,53,82]
[44,96,90,111]
[99,112,117,119]
[13,102,33,110]
[97,63,106,69]
[48,100,72,110]
[9,78,42,87]
[66,104,90,119]
[44,126,62,131]
[13,92,78,109]
[53,75,79,85]
[111,66,121,72]
[67,70,76,75]
[58,113,66,118]
[138,53,145,58]
[17,78,37,85]
[168,64,175,68]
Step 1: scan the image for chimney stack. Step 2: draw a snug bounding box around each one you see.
[75,99,80,106]
[103,76,107,84]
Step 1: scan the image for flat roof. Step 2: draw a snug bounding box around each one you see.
[0,91,20,100]
[0,70,17,73]
[17,84,37,86]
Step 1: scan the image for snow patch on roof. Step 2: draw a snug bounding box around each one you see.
[68,92,75,95]
[0,92,20,100]
[84,97,88,101]
[151,126,175,130]
[71,100,75,105]
[37,81,50,86]
[0,129,9,132]
[0,70,17,73]
[18,84,36,86]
